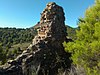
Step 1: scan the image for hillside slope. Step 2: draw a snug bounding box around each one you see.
[66,25,77,40]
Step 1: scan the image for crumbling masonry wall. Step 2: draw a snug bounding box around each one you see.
[0,2,71,75]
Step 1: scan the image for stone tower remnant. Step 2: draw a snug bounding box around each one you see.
[0,2,71,75]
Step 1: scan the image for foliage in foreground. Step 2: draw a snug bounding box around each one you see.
[64,0,100,75]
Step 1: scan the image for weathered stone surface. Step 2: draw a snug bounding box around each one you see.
[0,2,71,75]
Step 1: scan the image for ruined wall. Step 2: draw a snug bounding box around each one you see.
[0,2,71,75]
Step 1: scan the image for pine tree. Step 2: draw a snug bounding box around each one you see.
[63,0,100,74]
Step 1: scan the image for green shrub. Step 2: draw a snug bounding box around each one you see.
[63,0,100,74]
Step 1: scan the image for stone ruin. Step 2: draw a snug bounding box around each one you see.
[0,2,72,75]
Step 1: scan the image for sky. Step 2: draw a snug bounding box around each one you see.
[0,0,94,28]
